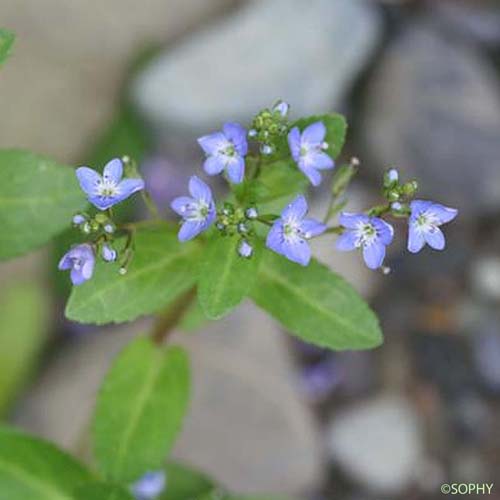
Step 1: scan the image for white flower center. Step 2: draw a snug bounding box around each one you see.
[283,217,305,243]
[414,211,439,234]
[355,222,378,247]
[184,200,210,222]
[97,177,119,198]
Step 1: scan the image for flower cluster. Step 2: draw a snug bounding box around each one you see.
[59,158,145,285]
[336,169,458,269]
[171,104,458,271]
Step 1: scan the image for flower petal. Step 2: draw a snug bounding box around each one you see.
[203,156,225,176]
[283,239,311,266]
[310,151,334,170]
[70,268,87,286]
[171,196,194,216]
[287,127,301,161]
[266,222,285,255]
[197,132,227,155]
[58,252,73,270]
[301,219,327,238]
[282,195,308,220]
[363,241,386,270]
[336,230,358,251]
[424,227,446,250]
[298,163,322,187]
[339,212,368,229]
[429,203,458,224]
[88,195,116,211]
[102,158,123,183]
[407,224,425,253]
[302,121,326,145]
[410,200,433,217]
[114,178,145,203]
[223,122,248,156]
[188,176,212,203]
[76,167,101,196]
[226,156,245,184]
[178,220,204,242]
[372,218,394,246]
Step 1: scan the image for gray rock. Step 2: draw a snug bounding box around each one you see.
[361,19,500,216]
[133,0,381,138]
[327,395,424,494]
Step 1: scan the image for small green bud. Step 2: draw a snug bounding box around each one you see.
[95,213,108,224]
[403,180,418,196]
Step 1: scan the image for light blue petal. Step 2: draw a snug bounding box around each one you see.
[171,196,194,216]
[282,195,308,220]
[115,178,145,203]
[58,252,73,270]
[407,224,425,253]
[424,227,446,250]
[298,162,322,186]
[339,212,368,229]
[266,222,285,255]
[410,200,433,217]
[283,239,311,266]
[197,132,227,155]
[226,156,245,184]
[429,203,458,224]
[301,219,327,238]
[178,220,204,242]
[70,268,86,286]
[310,151,334,170]
[88,195,116,211]
[363,241,386,270]
[203,156,225,176]
[188,176,213,203]
[302,121,326,145]
[223,122,248,156]
[336,231,358,251]
[103,158,123,183]
[76,166,101,196]
[372,217,394,246]
[287,127,301,161]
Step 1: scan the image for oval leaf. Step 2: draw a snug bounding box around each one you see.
[0,29,14,67]
[93,338,190,483]
[198,236,261,320]
[65,225,200,324]
[0,426,92,500]
[75,483,134,500]
[160,462,214,500]
[0,150,87,261]
[250,253,383,350]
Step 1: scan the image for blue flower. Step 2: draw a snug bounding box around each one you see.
[76,158,145,211]
[336,213,394,270]
[197,122,248,184]
[408,200,458,253]
[58,244,95,285]
[130,471,166,500]
[238,240,253,258]
[171,176,216,242]
[266,195,326,266]
[288,121,334,187]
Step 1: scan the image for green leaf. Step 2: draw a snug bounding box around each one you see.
[0,282,49,415]
[0,426,92,500]
[65,225,200,324]
[93,337,190,483]
[75,483,134,500]
[0,29,14,67]
[0,150,87,261]
[251,253,383,350]
[198,235,262,320]
[160,462,214,500]
[293,113,347,159]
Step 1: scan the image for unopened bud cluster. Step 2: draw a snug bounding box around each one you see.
[249,100,290,156]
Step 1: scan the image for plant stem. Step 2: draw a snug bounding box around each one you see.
[150,287,197,345]
[141,189,160,218]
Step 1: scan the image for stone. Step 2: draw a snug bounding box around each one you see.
[327,396,424,494]
[361,19,500,216]
[12,302,322,495]
[132,0,381,138]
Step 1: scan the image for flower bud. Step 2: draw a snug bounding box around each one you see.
[101,244,117,262]
[273,100,289,117]
[104,223,115,234]
[72,214,86,226]
[387,168,399,183]
[245,207,258,219]
[238,240,253,258]
[391,202,403,211]
[261,144,273,155]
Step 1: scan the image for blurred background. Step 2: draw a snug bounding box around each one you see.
[1,0,500,498]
